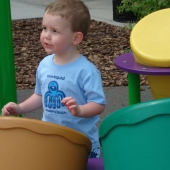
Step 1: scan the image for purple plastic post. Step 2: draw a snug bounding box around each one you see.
[86,158,104,170]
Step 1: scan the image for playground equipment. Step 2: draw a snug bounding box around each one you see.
[0,117,91,170]
[114,52,170,105]
[0,0,17,114]
[99,97,170,170]
[130,8,170,99]
[115,8,170,104]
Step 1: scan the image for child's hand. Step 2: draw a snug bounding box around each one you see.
[1,102,21,116]
[61,97,80,116]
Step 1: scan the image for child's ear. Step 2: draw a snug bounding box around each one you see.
[73,32,83,45]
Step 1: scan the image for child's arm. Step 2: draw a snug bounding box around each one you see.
[2,93,42,116]
[61,96,105,117]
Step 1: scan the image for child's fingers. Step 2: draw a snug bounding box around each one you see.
[61,96,73,104]
[2,103,18,116]
[65,99,76,106]
[2,107,10,116]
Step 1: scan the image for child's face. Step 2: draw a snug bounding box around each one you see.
[40,12,75,55]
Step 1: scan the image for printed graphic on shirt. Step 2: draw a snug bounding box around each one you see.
[44,81,65,109]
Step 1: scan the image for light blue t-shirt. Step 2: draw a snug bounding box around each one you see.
[35,54,106,150]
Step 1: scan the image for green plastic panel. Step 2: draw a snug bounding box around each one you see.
[99,98,170,170]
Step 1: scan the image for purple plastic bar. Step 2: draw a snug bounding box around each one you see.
[114,52,170,75]
[86,158,104,170]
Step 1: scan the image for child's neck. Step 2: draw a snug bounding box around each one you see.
[53,50,80,65]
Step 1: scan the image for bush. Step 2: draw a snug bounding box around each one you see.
[117,0,170,21]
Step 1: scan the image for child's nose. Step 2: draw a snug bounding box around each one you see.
[45,30,51,39]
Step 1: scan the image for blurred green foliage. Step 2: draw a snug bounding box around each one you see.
[117,0,170,21]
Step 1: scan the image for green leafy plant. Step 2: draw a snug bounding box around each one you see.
[124,23,136,31]
[117,0,170,21]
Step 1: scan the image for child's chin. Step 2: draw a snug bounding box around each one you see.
[45,50,53,54]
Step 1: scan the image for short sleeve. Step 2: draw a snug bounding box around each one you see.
[83,70,106,105]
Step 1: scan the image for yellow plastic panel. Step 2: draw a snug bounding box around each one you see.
[130,8,170,67]
[147,75,170,99]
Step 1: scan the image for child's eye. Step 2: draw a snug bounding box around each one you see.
[42,26,47,31]
[53,29,58,33]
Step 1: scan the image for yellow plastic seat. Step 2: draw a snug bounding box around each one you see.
[130,8,170,99]
[0,117,91,170]
[130,8,170,67]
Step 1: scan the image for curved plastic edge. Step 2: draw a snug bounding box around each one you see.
[130,9,170,67]
[0,117,92,153]
[99,98,170,139]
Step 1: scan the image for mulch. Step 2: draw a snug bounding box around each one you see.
[12,18,147,90]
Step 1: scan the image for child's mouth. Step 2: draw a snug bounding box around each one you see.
[44,42,52,48]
